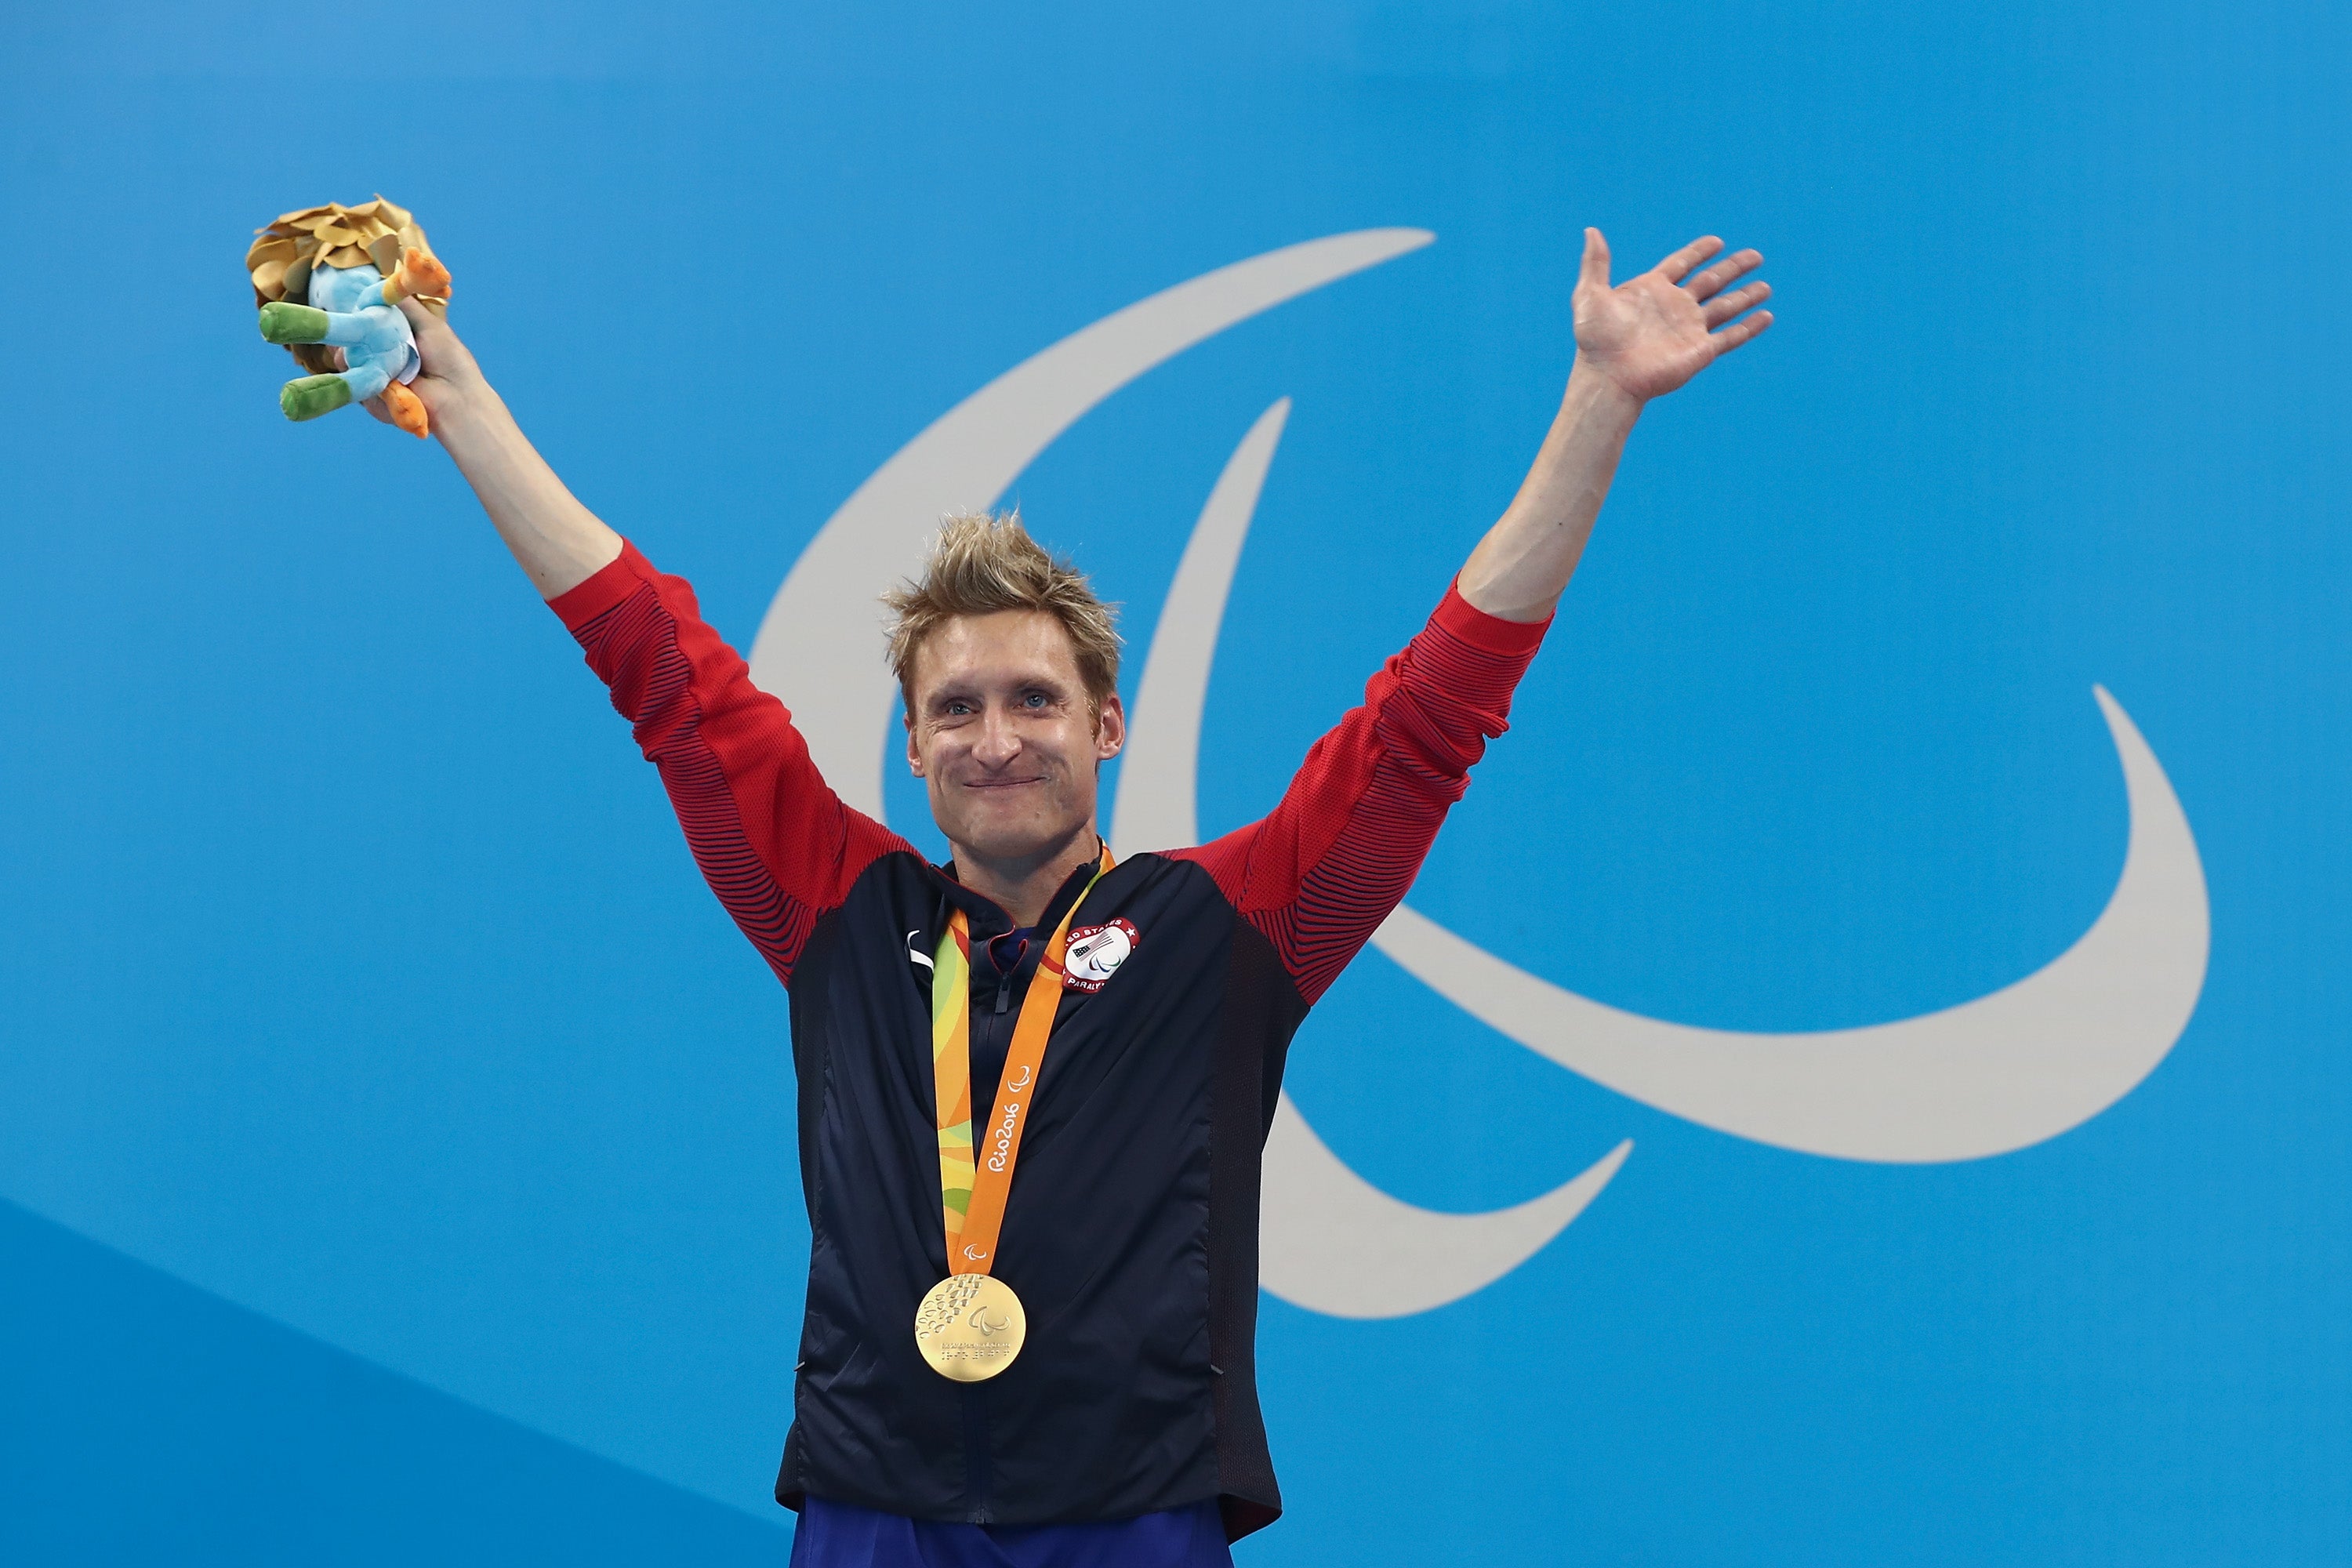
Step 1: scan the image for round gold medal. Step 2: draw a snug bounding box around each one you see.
[913,1273,1027,1382]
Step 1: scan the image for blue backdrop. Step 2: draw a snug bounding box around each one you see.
[2,3,2346,1563]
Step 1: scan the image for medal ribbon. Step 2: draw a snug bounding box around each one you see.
[930,847,1112,1276]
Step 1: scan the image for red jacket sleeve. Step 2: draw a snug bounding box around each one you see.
[550,541,913,988]
[1167,583,1548,1004]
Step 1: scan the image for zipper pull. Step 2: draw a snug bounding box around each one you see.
[994,976,1013,1014]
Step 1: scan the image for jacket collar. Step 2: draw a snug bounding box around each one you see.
[926,842,1105,941]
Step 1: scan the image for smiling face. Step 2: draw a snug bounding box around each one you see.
[906,609,1126,872]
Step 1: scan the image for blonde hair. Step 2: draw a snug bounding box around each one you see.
[884,510,1122,714]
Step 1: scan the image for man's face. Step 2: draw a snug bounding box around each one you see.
[905,610,1125,868]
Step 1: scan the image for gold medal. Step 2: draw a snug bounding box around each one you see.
[913,1272,1028,1381]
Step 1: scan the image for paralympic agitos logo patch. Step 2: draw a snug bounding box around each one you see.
[1062,920,1139,993]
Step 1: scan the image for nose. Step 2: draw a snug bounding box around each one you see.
[972,705,1023,769]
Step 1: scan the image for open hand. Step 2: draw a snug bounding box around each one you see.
[1572,229,1773,403]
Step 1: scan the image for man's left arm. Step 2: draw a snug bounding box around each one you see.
[1171,228,1771,1003]
[1457,228,1771,622]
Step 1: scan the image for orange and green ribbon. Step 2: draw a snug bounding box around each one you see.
[930,847,1112,1271]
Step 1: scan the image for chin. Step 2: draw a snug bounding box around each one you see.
[945,802,1091,862]
[955,821,1063,862]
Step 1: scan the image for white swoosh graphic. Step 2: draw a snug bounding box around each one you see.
[1115,397,1636,1315]
[751,227,1435,815]
[1260,1099,1632,1319]
[1372,687,2209,1162]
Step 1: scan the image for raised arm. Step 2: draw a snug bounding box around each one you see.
[383,299,909,985]
[1174,227,1773,1006]
[376,297,622,599]
[1457,228,1772,622]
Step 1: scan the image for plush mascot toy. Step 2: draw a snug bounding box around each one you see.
[248,197,452,437]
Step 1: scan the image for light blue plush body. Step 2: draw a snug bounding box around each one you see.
[256,261,425,423]
[292,262,420,403]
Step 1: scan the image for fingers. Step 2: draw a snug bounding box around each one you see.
[1684,247,1763,303]
[395,295,447,339]
[1577,227,1612,293]
[1654,235,1724,284]
[361,394,395,426]
[1708,309,1774,357]
[1701,280,1771,328]
[396,296,480,383]
[396,294,467,352]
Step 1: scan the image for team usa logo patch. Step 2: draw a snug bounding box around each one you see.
[1062,919,1140,993]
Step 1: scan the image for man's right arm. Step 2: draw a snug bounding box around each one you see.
[382,297,622,600]
[550,546,913,986]
[390,301,911,985]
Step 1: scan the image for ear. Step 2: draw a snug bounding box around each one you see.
[905,708,925,777]
[1093,693,1126,762]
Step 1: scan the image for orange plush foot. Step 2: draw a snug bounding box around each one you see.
[390,246,452,303]
[379,380,430,438]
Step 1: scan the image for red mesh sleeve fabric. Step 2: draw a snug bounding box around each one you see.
[1168,583,1548,1004]
[550,542,913,987]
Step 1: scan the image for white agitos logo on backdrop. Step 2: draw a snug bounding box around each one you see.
[751,230,2211,1321]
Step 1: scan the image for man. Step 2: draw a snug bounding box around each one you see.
[387,227,1769,1565]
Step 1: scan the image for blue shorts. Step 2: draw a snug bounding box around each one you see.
[789,1496,1234,1568]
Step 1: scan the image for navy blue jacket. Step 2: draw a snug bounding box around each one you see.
[553,542,1546,1538]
